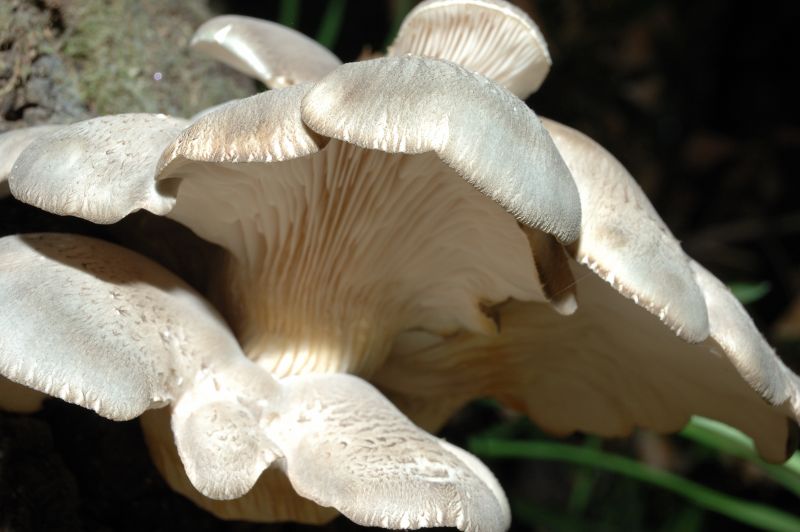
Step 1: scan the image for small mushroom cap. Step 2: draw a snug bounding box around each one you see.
[0,125,63,198]
[275,374,510,531]
[10,114,187,224]
[302,56,581,244]
[191,15,341,88]
[159,84,321,173]
[389,0,552,98]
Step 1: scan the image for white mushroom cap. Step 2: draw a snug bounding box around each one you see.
[190,15,341,88]
[141,407,339,525]
[9,114,188,224]
[0,233,244,420]
[0,125,63,199]
[389,0,552,99]
[542,119,709,342]
[0,232,513,531]
[374,121,800,463]
[302,56,580,243]
[690,259,800,416]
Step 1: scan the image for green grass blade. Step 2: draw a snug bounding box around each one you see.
[315,0,347,50]
[680,416,800,497]
[470,437,800,532]
[566,437,601,515]
[278,0,301,28]
[728,281,771,304]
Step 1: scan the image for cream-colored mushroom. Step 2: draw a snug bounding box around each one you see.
[2,1,797,528]
[190,15,341,88]
[0,53,578,529]
[156,56,580,381]
[374,121,800,464]
[0,233,510,532]
[0,125,62,199]
[8,114,187,224]
[192,0,552,98]
[388,0,552,98]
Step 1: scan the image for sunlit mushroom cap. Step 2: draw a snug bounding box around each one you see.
[8,114,187,224]
[389,0,552,98]
[190,15,341,88]
[0,125,62,198]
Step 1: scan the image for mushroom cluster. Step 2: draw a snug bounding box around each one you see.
[1,1,798,530]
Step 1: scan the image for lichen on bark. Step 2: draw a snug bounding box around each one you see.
[0,0,255,131]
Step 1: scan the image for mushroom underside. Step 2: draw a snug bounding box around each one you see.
[166,140,551,378]
[375,260,797,463]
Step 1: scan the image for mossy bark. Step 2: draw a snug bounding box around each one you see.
[0,0,255,131]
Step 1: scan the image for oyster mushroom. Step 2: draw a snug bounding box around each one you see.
[389,0,552,98]
[1,50,579,528]
[375,121,800,464]
[190,15,341,89]
[8,114,187,224]
[1,0,797,529]
[191,0,551,99]
[0,233,509,531]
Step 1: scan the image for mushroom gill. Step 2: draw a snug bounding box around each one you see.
[165,139,544,378]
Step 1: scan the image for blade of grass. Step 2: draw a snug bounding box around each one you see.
[278,0,301,28]
[315,0,347,50]
[728,281,771,304]
[470,437,800,532]
[680,416,800,497]
[567,437,602,515]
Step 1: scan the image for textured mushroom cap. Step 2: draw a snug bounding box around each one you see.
[141,407,339,525]
[690,260,800,418]
[274,374,511,532]
[541,118,709,341]
[191,15,341,88]
[0,125,62,198]
[10,114,187,224]
[0,233,242,420]
[144,375,512,531]
[158,84,321,173]
[389,0,551,98]
[302,56,581,244]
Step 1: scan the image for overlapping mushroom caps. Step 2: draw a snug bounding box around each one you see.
[1,0,799,530]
